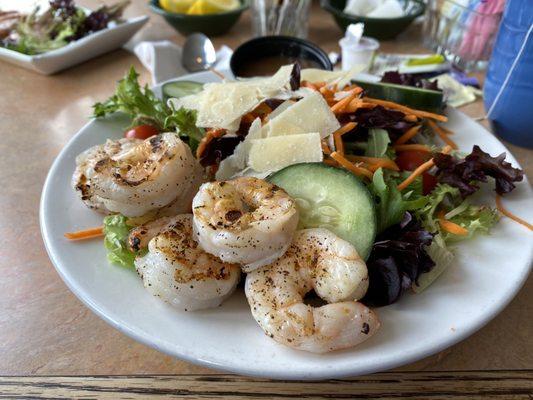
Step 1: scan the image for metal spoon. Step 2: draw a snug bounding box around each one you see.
[182,33,225,79]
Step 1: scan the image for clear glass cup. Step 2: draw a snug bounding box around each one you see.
[423,0,503,72]
[251,0,312,39]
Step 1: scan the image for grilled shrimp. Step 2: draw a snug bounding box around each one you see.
[245,228,379,353]
[132,214,241,311]
[73,133,204,217]
[192,177,299,272]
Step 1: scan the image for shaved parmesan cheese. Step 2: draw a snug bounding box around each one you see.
[216,118,263,180]
[301,66,364,88]
[263,92,340,138]
[196,82,260,130]
[178,64,297,131]
[265,100,295,122]
[256,64,295,96]
[167,93,202,112]
[248,132,323,172]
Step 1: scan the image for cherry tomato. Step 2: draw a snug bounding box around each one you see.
[395,150,431,171]
[395,150,437,194]
[422,172,438,194]
[125,124,159,140]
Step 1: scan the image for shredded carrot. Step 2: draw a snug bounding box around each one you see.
[334,132,344,155]
[363,97,448,122]
[397,146,452,191]
[440,125,454,135]
[331,90,357,114]
[323,158,338,167]
[345,101,376,113]
[344,98,362,113]
[394,144,432,153]
[427,120,458,150]
[395,125,421,145]
[344,98,360,113]
[496,194,533,230]
[313,81,326,88]
[301,80,318,91]
[330,151,374,179]
[332,122,357,154]
[342,85,364,95]
[404,114,418,122]
[346,155,399,171]
[397,158,435,191]
[321,139,331,155]
[196,128,226,159]
[365,160,396,172]
[438,211,469,236]
[319,86,334,97]
[65,226,104,241]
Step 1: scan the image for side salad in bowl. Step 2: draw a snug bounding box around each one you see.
[64,64,530,353]
[1,0,130,55]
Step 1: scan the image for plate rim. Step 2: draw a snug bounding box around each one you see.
[39,70,533,380]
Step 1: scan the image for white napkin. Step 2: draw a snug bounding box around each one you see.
[132,40,233,84]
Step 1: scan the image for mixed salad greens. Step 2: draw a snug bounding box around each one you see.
[89,65,526,307]
[1,0,129,55]
[93,67,205,151]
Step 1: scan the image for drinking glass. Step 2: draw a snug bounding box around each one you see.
[251,0,312,39]
[423,0,503,71]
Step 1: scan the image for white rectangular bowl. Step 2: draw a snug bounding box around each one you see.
[0,15,148,75]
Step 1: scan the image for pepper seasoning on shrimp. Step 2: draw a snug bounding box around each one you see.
[131,214,241,311]
[73,132,204,218]
[245,228,380,353]
[192,177,299,272]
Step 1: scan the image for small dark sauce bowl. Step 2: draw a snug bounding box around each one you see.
[230,36,333,78]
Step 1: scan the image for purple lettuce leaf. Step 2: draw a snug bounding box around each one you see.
[363,212,435,307]
[381,71,440,91]
[433,145,524,197]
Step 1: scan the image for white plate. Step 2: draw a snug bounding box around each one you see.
[0,15,148,75]
[40,71,533,380]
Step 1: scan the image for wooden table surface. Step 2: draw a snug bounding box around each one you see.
[0,0,531,397]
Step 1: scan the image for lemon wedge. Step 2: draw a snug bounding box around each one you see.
[159,0,196,13]
[187,0,240,15]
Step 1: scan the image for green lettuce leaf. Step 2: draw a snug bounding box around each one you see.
[92,67,205,148]
[93,67,169,130]
[165,107,205,153]
[412,234,454,293]
[445,205,499,242]
[103,214,136,268]
[415,183,499,242]
[369,169,427,233]
[365,129,391,158]
[415,184,461,233]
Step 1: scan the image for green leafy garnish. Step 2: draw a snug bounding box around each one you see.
[165,107,204,152]
[3,1,129,55]
[370,168,406,233]
[369,168,427,233]
[416,184,461,233]
[415,183,499,242]
[103,214,136,268]
[444,205,499,242]
[92,67,205,148]
[412,234,454,293]
[93,67,169,130]
[365,129,391,158]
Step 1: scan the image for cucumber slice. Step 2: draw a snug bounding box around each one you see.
[162,81,204,101]
[352,80,444,113]
[268,163,376,260]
